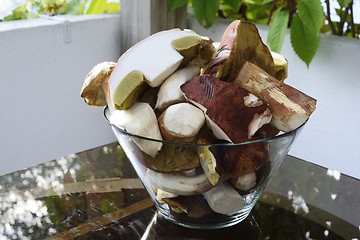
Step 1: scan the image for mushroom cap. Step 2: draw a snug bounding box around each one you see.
[80,61,116,106]
[181,74,271,143]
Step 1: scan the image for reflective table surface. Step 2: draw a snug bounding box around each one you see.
[0,142,359,239]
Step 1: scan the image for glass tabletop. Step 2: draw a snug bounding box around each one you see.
[0,142,359,239]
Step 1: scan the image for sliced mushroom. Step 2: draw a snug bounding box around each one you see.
[108,29,202,110]
[162,195,213,218]
[155,65,200,111]
[146,169,213,196]
[234,62,317,132]
[231,159,271,194]
[203,182,245,215]
[158,102,205,142]
[181,74,272,143]
[80,61,116,106]
[231,172,257,192]
[110,102,162,157]
[205,20,285,82]
[271,51,288,81]
[198,139,221,185]
[156,188,178,203]
[140,143,199,173]
[221,137,269,177]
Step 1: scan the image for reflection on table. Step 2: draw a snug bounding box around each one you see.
[0,142,359,239]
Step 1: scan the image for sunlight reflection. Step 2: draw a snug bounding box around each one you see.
[331,193,337,200]
[305,231,314,240]
[288,190,309,214]
[326,169,341,180]
[0,190,50,239]
[0,152,79,239]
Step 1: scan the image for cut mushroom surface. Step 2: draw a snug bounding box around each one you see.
[146,169,213,196]
[203,182,245,215]
[181,74,272,143]
[158,102,205,142]
[234,62,316,132]
[108,29,201,110]
[110,102,163,157]
[206,20,282,82]
[155,65,200,111]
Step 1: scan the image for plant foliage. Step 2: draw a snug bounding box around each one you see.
[168,0,359,67]
[0,0,120,22]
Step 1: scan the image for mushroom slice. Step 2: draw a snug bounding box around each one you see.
[108,29,202,110]
[271,51,288,81]
[156,188,178,203]
[234,62,317,132]
[155,65,200,111]
[221,138,269,177]
[198,139,221,185]
[203,182,245,215]
[162,195,213,218]
[231,172,257,192]
[141,143,199,173]
[158,102,205,142]
[146,169,213,196]
[205,20,285,82]
[80,61,116,106]
[110,102,162,157]
[181,74,272,143]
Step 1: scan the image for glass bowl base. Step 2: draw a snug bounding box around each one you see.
[156,203,253,229]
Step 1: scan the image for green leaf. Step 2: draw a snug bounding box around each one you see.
[221,0,240,9]
[290,14,320,67]
[297,0,324,31]
[67,0,86,15]
[3,6,29,21]
[191,0,219,28]
[168,0,188,11]
[337,0,353,8]
[267,8,289,53]
[86,0,120,14]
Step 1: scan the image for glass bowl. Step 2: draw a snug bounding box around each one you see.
[104,107,305,229]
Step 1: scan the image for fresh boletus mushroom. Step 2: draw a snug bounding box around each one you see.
[80,61,116,106]
[181,74,272,143]
[234,62,317,132]
[110,102,163,157]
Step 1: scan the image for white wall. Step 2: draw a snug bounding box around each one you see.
[188,18,360,179]
[0,15,119,175]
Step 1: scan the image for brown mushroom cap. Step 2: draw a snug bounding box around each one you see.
[205,20,286,82]
[80,61,116,106]
[181,74,271,143]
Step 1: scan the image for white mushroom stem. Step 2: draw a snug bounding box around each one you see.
[234,62,316,132]
[231,172,257,191]
[110,102,163,157]
[158,102,205,142]
[146,169,213,196]
[101,79,115,114]
[156,65,200,111]
[156,188,178,203]
[203,182,245,215]
[198,140,220,185]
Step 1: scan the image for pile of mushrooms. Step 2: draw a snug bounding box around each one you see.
[80,21,316,217]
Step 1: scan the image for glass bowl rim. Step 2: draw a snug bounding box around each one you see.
[103,106,306,147]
